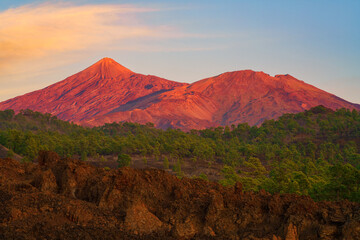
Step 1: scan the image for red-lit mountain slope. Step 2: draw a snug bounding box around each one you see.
[1,58,359,130]
[0,58,187,123]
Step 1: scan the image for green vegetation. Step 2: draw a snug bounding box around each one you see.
[197,173,208,181]
[163,156,169,169]
[117,153,131,168]
[0,106,359,202]
[6,149,15,158]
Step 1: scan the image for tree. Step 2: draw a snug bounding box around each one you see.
[172,159,183,177]
[219,165,241,186]
[117,153,131,168]
[239,157,267,191]
[81,151,88,161]
[0,109,14,121]
[142,156,148,166]
[163,156,169,169]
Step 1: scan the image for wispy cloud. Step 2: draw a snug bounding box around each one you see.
[0,1,228,101]
[0,2,184,74]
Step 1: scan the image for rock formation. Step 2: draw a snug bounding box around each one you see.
[0,151,359,239]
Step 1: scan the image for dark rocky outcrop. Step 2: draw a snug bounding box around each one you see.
[0,151,359,239]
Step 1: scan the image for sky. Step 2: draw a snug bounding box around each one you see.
[0,0,359,103]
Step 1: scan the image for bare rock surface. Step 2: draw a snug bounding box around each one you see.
[0,151,359,239]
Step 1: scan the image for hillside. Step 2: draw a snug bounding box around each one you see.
[0,106,359,202]
[0,58,187,125]
[0,151,359,239]
[0,58,359,130]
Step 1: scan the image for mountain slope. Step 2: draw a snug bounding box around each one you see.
[0,58,359,130]
[91,69,360,129]
[0,58,187,124]
[187,71,360,126]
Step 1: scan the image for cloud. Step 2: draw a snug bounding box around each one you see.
[0,1,227,101]
[0,2,178,72]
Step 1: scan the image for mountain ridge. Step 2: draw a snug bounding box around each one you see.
[0,58,359,130]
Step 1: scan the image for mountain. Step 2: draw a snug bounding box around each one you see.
[185,71,360,126]
[0,58,187,124]
[0,58,359,130]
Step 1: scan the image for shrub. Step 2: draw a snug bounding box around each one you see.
[117,153,131,168]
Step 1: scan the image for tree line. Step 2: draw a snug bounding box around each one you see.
[0,106,359,202]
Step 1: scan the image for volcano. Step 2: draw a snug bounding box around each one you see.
[0,58,359,130]
[0,58,187,124]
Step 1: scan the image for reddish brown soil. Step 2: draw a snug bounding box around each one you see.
[0,151,359,240]
[0,58,359,130]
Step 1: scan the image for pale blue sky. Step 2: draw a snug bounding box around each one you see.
[0,0,359,103]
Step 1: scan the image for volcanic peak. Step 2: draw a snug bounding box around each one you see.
[83,57,133,79]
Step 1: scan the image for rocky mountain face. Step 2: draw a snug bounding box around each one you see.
[0,58,359,130]
[0,151,359,240]
[0,58,187,125]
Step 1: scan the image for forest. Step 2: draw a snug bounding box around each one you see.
[0,106,359,202]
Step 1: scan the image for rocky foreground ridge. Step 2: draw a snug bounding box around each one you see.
[0,151,359,240]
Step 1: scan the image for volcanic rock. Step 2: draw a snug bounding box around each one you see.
[0,151,359,239]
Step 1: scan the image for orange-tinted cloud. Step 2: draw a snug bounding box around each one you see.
[0,2,169,73]
[0,2,221,101]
